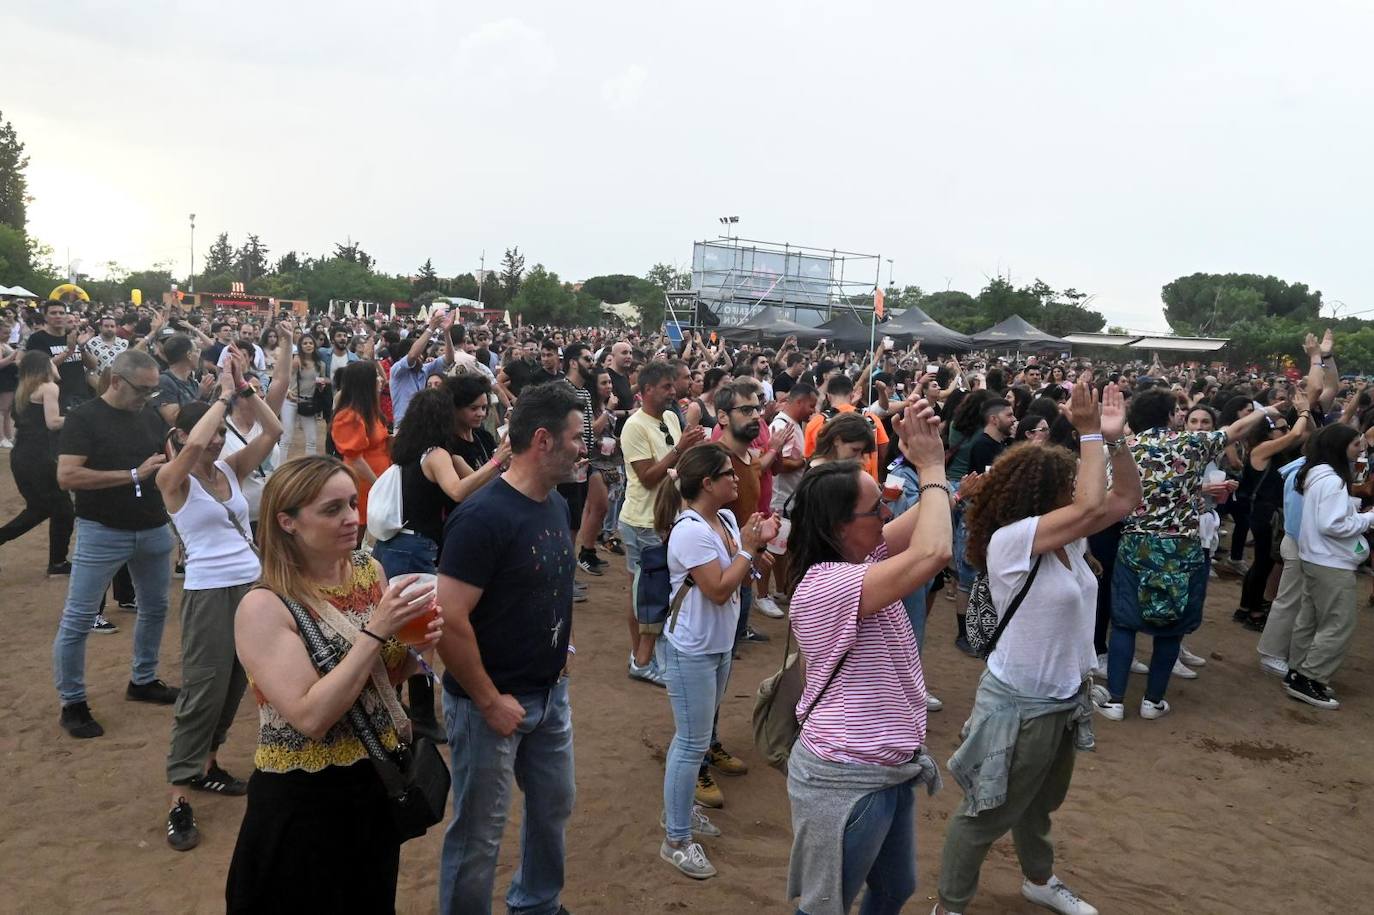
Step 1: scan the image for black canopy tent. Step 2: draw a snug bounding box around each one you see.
[718,306,824,345]
[880,306,975,353]
[814,311,876,350]
[970,314,1065,352]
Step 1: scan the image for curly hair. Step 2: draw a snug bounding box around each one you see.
[962,441,1077,570]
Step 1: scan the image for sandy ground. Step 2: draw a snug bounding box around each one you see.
[2,444,1372,914]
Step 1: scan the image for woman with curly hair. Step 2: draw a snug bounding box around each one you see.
[934,381,1140,915]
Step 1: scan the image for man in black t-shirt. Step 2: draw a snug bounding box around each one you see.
[968,398,1014,474]
[53,349,179,739]
[26,300,95,412]
[436,382,583,915]
[527,338,564,387]
[606,340,635,435]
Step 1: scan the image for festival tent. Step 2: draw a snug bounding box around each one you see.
[1,284,38,299]
[721,306,824,344]
[814,311,876,349]
[971,314,1065,351]
[879,305,974,353]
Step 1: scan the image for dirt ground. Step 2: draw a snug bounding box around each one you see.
[2,445,1372,914]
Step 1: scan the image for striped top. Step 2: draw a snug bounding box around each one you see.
[791,543,928,766]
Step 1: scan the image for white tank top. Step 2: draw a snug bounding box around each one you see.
[170,459,261,590]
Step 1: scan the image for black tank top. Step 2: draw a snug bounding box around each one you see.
[13,399,57,461]
[401,453,456,544]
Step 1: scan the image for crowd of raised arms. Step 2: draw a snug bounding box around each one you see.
[3,295,1369,914]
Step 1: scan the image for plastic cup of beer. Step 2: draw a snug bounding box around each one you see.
[766,517,791,555]
[394,573,438,646]
[881,480,904,502]
[600,436,616,456]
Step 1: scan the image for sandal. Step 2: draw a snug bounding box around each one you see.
[605,536,625,556]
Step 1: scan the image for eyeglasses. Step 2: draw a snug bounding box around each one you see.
[658,422,674,447]
[851,498,891,520]
[729,404,761,417]
[115,373,158,396]
[709,467,738,481]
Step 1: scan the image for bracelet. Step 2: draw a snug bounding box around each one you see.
[566,645,576,655]
[737,549,755,564]
[130,467,142,498]
[358,627,387,645]
[1079,433,1104,443]
[919,482,951,497]
[1105,437,1126,450]
[215,396,231,409]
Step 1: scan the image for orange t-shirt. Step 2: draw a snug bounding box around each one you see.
[803,404,887,481]
[331,408,392,525]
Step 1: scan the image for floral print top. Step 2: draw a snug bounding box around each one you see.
[1122,428,1229,539]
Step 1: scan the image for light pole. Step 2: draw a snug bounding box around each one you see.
[886,258,894,288]
[189,214,196,293]
[718,215,739,240]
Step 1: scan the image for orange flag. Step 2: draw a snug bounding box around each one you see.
[874,287,885,320]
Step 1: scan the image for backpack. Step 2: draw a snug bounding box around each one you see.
[963,556,1042,659]
[753,622,851,772]
[366,463,405,542]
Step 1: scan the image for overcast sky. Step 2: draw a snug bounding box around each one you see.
[8,1,1373,329]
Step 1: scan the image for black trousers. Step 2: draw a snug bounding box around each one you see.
[1088,521,1123,655]
[1240,507,1278,611]
[0,455,74,566]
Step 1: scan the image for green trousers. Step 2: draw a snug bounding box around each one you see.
[937,707,1077,912]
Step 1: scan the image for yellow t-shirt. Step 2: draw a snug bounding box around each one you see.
[620,409,682,529]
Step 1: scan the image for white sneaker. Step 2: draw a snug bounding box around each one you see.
[659,805,722,838]
[1130,658,1149,674]
[1021,875,1098,915]
[1171,658,1199,679]
[1179,645,1207,667]
[1259,654,1289,678]
[926,693,943,712]
[754,596,785,619]
[628,655,667,688]
[1090,684,1123,721]
[1091,653,1108,679]
[660,839,717,879]
[0,437,12,448]
[1140,698,1171,720]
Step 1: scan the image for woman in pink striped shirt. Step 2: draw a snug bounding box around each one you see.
[784,401,952,915]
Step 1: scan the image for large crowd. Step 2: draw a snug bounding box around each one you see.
[1,295,1367,914]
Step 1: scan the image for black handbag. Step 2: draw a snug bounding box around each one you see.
[294,366,319,416]
[280,595,450,841]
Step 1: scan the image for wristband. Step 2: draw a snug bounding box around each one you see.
[566,645,576,655]
[237,384,256,398]
[215,396,231,409]
[130,467,142,498]
[1079,433,1104,443]
[919,482,951,497]
[358,627,387,645]
[1105,437,1126,450]
[737,550,755,564]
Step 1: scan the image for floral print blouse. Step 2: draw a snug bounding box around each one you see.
[1122,428,1228,539]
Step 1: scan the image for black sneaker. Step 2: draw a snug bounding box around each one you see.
[91,614,119,634]
[126,679,180,705]
[185,763,249,796]
[954,634,978,657]
[740,626,770,643]
[47,561,72,576]
[167,797,200,851]
[1285,674,1340,710]
[117,601,138,612]
[59,701,105,738]
[577,554,604,576]
[173,562,185,579]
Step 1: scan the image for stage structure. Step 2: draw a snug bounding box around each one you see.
[664,237,883,333]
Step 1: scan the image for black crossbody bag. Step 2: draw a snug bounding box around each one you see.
[279,595,449,841]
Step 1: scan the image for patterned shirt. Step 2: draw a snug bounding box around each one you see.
[1122,428,1229,539]
[791,543,928,766]
[252,553,408,773]
[85,335,128,373]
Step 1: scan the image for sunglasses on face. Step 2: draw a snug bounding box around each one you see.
[116,374,158,396]
[709,466,738,481]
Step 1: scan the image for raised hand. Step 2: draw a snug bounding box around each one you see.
[1100,383,1125,440]
[1069,379,1101,435]
[1321,329,1334,355]
[1303,332,1320,358]
[895,399,943,471]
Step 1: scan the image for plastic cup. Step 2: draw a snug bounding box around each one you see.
[600,436,616,456]
[881,480,903,502]
[766,517,791,555]
[394,573,438,646]
[1206,469,1226,486]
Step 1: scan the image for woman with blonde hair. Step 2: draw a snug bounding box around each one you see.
[0,350,74,572]
[226,455,443,912]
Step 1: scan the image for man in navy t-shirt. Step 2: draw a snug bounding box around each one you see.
[436,381,586,915]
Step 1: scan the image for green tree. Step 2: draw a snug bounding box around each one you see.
[0,223,30,284]
[500,247,526,298]
[510,264,577,324]
[645,262,690,291]
[581,273,651,303]
[236,234,270,282]
[333,240,373,271]
[1161,272,1321,335]
[0,111,28,232]
[413,258,439,297]
[917,290,981,333]
[274,251,301,275]
[449,272,481,301]
[203,232,236,277]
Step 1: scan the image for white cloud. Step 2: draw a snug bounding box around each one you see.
[601,64,648,111]
[454,18,556,91]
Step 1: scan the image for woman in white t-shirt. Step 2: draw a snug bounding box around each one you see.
[652,443,776,880]
[933,381,1140,915]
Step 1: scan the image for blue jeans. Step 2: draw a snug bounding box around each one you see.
[1107,628,1182,704]
[734,583,754,642]
[952,504,976,592]
[799,782,917,915]
[440,677,575,915]
[662,642,731,841]
[371,530,438,578]
[902,584,930,652]
[53,519,173,705]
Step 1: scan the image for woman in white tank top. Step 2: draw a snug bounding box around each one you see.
[155,348,284,852]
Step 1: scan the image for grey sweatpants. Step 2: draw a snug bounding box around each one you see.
[1290,560,1360,685]
[1257,534,1302,661]
[165,583,253,784]
[937,707,1077,913]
